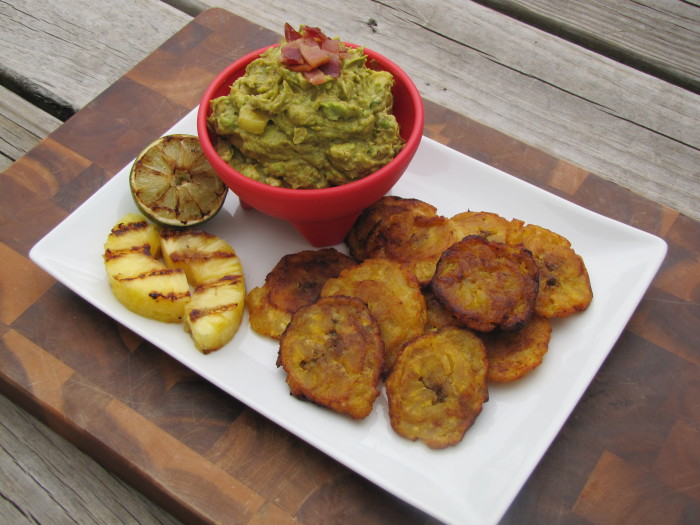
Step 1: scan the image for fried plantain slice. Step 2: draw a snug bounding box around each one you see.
[321,258,426,375]
[246,285,292,339]
[423,286,463,332]
[386,326,489,449]
[431,236,539,332]
[277,296,384,419]
[370,212,462,285]
[247,248,357,339]
[350,197,461,285]
[346,196,438,262]
[506,220,592,318]
[481,315,552,382]
[266,248,358,312]
[450,211,509,243]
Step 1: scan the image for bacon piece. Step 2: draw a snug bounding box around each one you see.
[303,26,326,42]
[280,41,304,64]
[321,38,341,54]
[300,43,330,68]
[317,53,341,78]
[284,23,302,41]
[288,63,314,72]
[280,24,346,84]
[303,68,328,85]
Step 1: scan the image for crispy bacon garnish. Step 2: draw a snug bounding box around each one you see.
[303,68,329,85]
[321,38,341,54]
[279,24,346,84]
[280,42,304,64]
[299,41,330,68]
[287,62,313,73]
[284,23,302,42]
[317,53,341,78]
[302,26,326,41]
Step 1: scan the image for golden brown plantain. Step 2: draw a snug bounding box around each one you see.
[430,236,539,332]
[506,220,592,318]
[346,196,460,285]
[481,315,552,382]
[247,248,357,339]
[450,210,509,243]
[345,196,438,261]
[321,257,426,374]
[386,326,489,449]
[277,296,384,419]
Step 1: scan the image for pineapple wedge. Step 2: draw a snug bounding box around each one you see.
[104,212,162,259]
[104,213,190,323]
[185,275,246,354]
[160,229,246,353]
[160,228,243,285]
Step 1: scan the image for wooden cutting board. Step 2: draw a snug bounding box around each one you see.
[2,8,698,524]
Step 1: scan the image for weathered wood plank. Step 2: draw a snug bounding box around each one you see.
[0,86,61,168]
[0,393,181,524]
[0,0,190,115]
[473,0,700,92]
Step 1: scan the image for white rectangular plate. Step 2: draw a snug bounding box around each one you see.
[30,108,667,525]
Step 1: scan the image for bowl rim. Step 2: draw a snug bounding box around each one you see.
[196,42,424,201]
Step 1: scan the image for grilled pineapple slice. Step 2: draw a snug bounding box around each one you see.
[103,213,190,323]
[160,229,242,285]
[185,275,246,353]
[104,212,162,258]
[160,229,246,353]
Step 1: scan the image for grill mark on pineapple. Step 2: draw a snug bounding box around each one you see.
[115,267,184,281]
[168,250,237,264]
[160,229,239,265]
[160,228,215,243]
[214,274,244,284]
[188,302,240,322]
[189,275,244,295]
[111,266,190,302]
[103,245,152,260]
[114,267,192,303]
[149,290,191,301]
[188,274,245,321]
[111,219,150,236]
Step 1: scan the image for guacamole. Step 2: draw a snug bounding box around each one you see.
[207,30,405,189]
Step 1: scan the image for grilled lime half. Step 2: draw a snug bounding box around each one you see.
[130,134,227,227]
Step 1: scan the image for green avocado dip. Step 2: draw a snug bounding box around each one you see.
[207,25,405,189]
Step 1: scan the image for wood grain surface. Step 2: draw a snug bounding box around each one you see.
[1,8,699,524]
[0,392,181,524]
[473,0,700,92]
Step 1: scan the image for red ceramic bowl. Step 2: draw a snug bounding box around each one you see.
[197,43,424,247]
